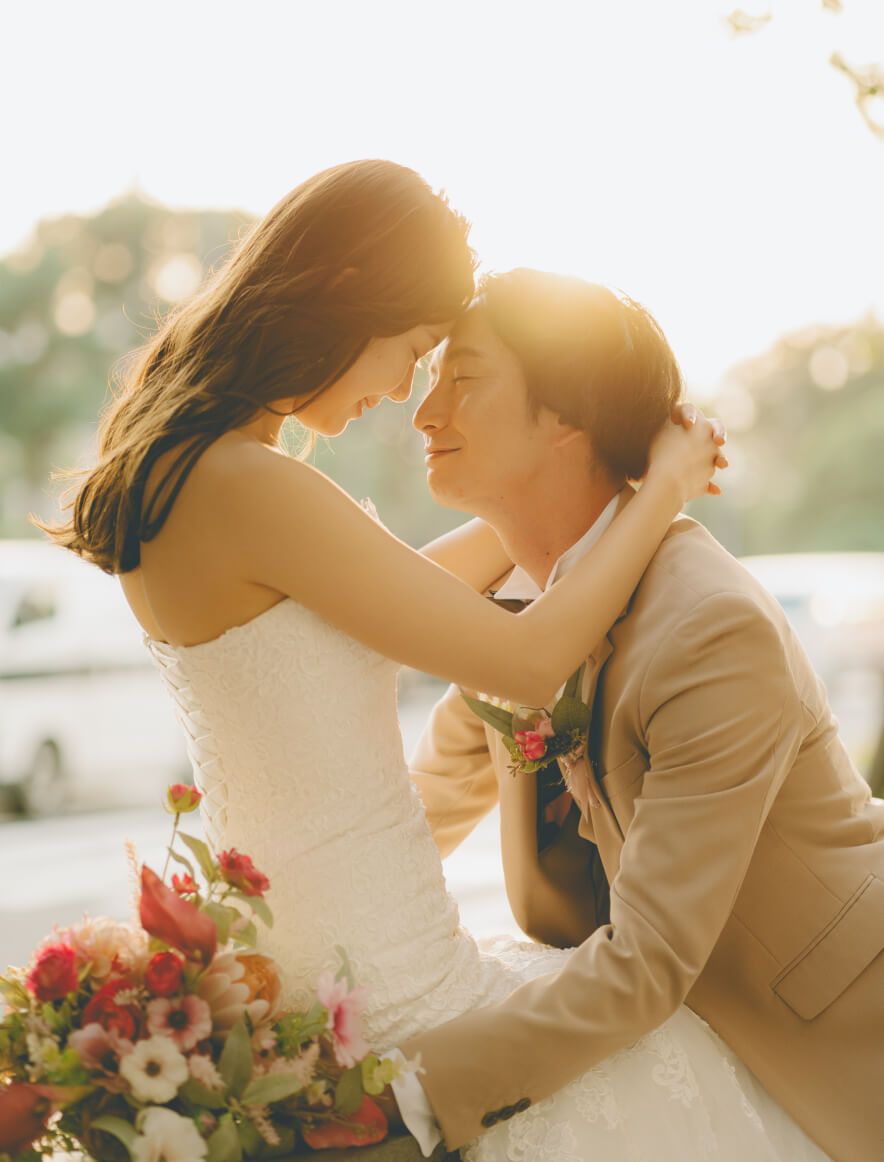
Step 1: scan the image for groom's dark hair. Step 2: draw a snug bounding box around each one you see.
[475,269,684,481]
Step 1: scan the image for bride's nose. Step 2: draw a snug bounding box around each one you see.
[389,364,416,404]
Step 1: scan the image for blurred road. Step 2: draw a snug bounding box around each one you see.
[0,687,520,971]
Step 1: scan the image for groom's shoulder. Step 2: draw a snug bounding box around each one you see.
[634,515,785,631]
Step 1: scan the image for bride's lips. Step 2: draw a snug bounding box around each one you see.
[425,446,460,462]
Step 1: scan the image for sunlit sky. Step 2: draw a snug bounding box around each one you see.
[5,0,884,388]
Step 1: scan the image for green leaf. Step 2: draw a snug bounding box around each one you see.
[231,891,273,929]
[273,1003,329,1055]
[179,833,216,881]
[460,693,514,735]
[334,1064,365,1117]
[218,1017,253,1098]
[334,946,354,988]
[234,919,257,948]
[206,1113,243,1162]
[179,1076,229,1109]
[551,695,591,736]
[203,901,236,945]
[0,975,29,1008]
[90,1114,137,1155]
[242,1071,306,1107]
[236,1118,263,1155]
[167,847,197,880]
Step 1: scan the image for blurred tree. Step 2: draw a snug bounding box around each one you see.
[689,316,884,553]
[0,195,251,535]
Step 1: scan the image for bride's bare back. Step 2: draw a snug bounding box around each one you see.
[121,431,292,647]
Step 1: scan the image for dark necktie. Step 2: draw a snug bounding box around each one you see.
[489,593,575,851]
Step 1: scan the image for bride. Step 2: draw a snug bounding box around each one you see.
[39,160,827,1160]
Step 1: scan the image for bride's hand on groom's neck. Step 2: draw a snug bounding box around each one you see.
[644,404,728,506]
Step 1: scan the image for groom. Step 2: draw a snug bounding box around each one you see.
[392,270,884,1162]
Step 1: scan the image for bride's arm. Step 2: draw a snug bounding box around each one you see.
[420,519,512,592]
[230,417,722,707]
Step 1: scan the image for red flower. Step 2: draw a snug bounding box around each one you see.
[82,977,140,1040]
[171,872,198,898]
[514,730,548,762]
[140,866,217,964]
[145,951,184,997]
[301,1096,388,1149]
[166,783,202,814]
[0,1084,52,1155]
[25,942,78,1002]
[218,849,270,898]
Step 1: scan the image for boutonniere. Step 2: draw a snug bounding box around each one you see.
[461,664,591,778]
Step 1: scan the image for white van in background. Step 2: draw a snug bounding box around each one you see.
[740,552,884,792]
[0,539,190,815]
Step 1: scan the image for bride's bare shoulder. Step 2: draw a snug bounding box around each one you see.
[203,434,343,507]
[144,430,322,517]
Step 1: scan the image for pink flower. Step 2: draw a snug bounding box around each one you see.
[68,1023,133,1073]
[146,995,213,1052]
[514,730,548,762]
[25,943,78,1002]
[166,783,202,814]
[69,917,147,980]
[218,849,270,898]
[316,971,369,1069]
[536,716,555,739]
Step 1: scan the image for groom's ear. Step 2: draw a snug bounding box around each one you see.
[549,417,587,450]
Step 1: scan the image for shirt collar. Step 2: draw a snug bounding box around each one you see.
[492,490,624,603]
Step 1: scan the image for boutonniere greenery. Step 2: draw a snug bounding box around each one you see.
[461,663,591,778]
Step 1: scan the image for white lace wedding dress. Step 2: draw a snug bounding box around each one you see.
[144,594,829,1161]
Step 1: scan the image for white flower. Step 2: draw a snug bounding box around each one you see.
[120,1036,189,1103]
[188,1053,226,1091]
[267,1040,319,1089]
[132,1107,208,1162]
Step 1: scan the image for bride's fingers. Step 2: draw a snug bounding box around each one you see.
[710,418,727,446]
[673,402,698,428]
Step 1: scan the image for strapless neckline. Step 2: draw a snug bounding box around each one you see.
[143,596,293,655]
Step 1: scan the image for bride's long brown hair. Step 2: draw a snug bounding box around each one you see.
[34,160,476,575]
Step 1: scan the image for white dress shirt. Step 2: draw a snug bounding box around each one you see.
[391,491,623,1156]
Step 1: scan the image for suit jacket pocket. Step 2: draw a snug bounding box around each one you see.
[771,874,884,1020]
[599,751,646,800]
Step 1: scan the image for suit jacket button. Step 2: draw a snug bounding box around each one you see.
[514,1097,531,1113]
[481,1112,498,1127]
[501,1105,516,1119]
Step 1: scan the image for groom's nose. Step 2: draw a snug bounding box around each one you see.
[412,377,449,433]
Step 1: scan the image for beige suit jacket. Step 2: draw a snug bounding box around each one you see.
[404,506,884,1161]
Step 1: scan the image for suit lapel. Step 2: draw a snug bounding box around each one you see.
[576,633,625,849]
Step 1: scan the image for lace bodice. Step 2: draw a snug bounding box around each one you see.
[143,597,522,1048]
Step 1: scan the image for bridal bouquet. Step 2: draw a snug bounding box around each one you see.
[0,785,410,1161]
